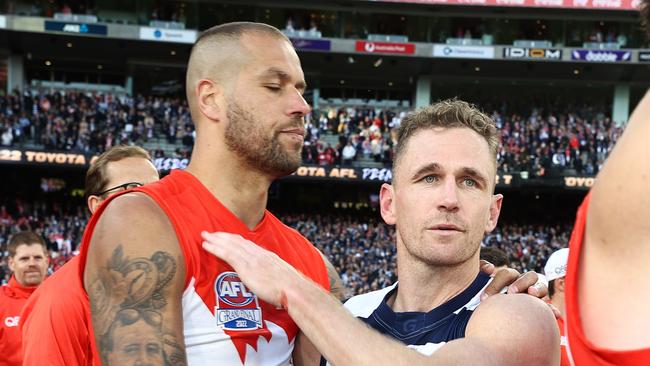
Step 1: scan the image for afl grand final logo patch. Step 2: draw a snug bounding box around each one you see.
[215,271,263,331]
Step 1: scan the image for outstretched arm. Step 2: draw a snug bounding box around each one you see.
[84,193,187,365]
[202,232,558,366]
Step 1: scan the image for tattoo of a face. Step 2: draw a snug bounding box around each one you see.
[89,245,186,365]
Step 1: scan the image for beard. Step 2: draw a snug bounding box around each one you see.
[224,100,303,178]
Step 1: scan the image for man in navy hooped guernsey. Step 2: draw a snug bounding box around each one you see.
[343,271,490,355]
[326,100,559,364]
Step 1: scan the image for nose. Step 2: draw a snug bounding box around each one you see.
[437,178,460,213]
[287,88,311,118]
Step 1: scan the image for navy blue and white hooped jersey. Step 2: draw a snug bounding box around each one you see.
[342,272,491,356]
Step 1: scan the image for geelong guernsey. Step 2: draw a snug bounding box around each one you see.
[343,272,490,356]
[77,170,330,366]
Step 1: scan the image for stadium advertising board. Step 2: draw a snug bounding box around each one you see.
[139,27,197,44]
[0,148,187,172]
[433,45,495,59]
[571,49,632,62]
[503,47,562,60]
[44,20,107,36]
[290,38,332,51]
[0,15,6,29]
[368,0,639,10]
[0,149,96,166]
[639,51,650,62]
[564,176,595,189]
[355,41,416,55]
[289,165,515,186]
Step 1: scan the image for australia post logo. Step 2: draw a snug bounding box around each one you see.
[215,272,263,331]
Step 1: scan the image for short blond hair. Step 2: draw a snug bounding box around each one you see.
[394,99,498,170]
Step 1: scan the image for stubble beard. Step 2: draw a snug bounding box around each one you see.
[224,101,302,178]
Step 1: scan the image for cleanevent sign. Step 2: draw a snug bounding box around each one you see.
[571,49,631,62]
[433,45,495,59]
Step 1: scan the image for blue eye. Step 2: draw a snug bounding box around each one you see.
[464,178,476,187]
[424,175,436,183]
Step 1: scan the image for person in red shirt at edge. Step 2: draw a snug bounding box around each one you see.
[563,2,650,364]
[0,231,48,366]
[544,248,570,366]
[73,23,546,366]
[20,146,160,366]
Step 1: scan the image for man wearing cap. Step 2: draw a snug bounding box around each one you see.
[544,248,569,366]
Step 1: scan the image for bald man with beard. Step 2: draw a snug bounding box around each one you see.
[78,22,545,366]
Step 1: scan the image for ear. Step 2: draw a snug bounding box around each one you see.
[7,256,15,272]
[196,78,223,122]
[87,195,101,214]
[379,183,396,225]
[557,277,565,293]
[485,193,503,233]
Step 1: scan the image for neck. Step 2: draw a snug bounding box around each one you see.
[186,134,274,230]
[550,294,565,319]
[390,246,480,313]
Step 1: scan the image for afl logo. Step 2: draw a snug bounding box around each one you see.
[216,272,255,306]
[365,42,376,53]
[215,272,263,331]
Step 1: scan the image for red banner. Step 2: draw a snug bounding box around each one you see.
[372,0,639,10]
[355,41,416,55]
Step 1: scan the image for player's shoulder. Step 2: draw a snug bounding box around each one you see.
[343,283,397,318]
[94,191,171,234]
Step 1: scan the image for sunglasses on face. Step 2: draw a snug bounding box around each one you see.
[95,182,144,197]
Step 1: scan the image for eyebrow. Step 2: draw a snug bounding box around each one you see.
[411,162,442,181]
[411,162,489,187]
[259,67,307,91]
[459,167,489,187]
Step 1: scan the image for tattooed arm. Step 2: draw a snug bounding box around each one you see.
[83,193,187,366]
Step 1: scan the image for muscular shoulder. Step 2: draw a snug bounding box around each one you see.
[467,294,559,366]
[84,192,184,288]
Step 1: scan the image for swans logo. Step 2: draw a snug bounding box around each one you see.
[215,272,262,331]
[364,42,376,53]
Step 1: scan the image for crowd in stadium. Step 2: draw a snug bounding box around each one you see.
[0,197,570,295]
[0,90,194,155]
[305,101,623,176]
[0,90,623,176]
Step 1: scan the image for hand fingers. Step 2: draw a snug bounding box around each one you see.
[481,267,519,299]
[479,260,495,276]
[527,280,549,299]
[508,271,539,294]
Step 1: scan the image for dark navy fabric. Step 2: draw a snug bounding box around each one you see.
[360,272,490,346]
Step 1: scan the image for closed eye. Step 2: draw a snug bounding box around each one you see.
[264,85,281,92]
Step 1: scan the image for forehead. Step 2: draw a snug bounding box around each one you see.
[398,127,494,178]
[14,243,46,256]
[105,157,158,186]
[239,33,304,80]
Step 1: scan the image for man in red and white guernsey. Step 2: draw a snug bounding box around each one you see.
[564,2,650,362]
[0,231,48,366]
[80,22,331,365]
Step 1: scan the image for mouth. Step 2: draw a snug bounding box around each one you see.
[279,128,305,141]
[427,224,465,235]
